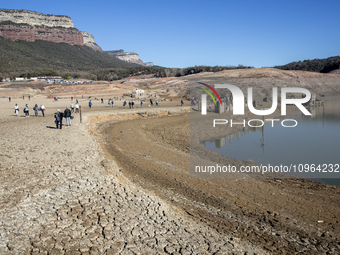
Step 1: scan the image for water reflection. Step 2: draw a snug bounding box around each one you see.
[209,125,263,149]
[205,97,340,184]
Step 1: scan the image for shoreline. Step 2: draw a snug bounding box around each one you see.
[92,106,340,254]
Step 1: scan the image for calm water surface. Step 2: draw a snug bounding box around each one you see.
[205,97,340,186]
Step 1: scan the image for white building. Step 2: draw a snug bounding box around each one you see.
[15,77,26,81]
[132,88,144,96]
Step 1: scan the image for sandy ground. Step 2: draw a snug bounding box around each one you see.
[1,69,340,254]
[0,96,265,254]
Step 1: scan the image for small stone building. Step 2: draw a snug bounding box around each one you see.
[132,88,144,97]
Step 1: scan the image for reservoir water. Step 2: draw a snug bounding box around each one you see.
[205,97,340,186]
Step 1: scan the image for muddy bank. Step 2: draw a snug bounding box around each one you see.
[95,109,340,254]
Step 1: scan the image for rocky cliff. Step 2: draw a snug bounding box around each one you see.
[105,50,153,66]
[0,9,152,61]
[80,31,102,51]
[0,9,103,47]
[0,9,74,28]
[0,22,84,45]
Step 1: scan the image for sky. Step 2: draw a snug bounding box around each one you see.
[1,0,340,68]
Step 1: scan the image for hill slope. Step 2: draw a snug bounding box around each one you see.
[275,56,340,73]
[0,36,138,78]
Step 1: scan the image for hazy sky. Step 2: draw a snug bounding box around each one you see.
[2,0,340,68]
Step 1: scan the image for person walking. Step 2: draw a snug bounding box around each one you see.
[64,106,72,126]
[123,100,127,109]
[108,99,111,107]
[54,109,63,129]
[181,100,184,106]
[40,104,45,117]
[150,99,153,107]
[70,103,74,113]
[14,104,19,116]
[89,100,92,109]
[156,100,159,107]
[33,104,39,116]
[24,104,29,117]
[131,101,134,109]
[8,97,11,103]
[75,104,79,113]
[141,101,143,108]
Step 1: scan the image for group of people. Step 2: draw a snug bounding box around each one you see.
[54,106,72,129]
[122,100,140,109]
[108,99,115,107]
[95,98,164,109]
[70,102,80,113]
[12,99,78,131]
[128,101,134,108]
[54,101,82,129]
[14,103,45,117]
[149,99,159,107]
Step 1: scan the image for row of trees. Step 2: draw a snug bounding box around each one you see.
[5,63,253,82]
[275,56,340,73]
[158,65,252,78]
[93,65,253,81]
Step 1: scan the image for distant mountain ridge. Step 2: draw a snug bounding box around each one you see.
[105,50,153,67]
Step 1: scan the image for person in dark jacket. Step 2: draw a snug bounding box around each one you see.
[54,109,63,129]
[33,104,39,117]
[64,106,72,126]
[24,104,29,117]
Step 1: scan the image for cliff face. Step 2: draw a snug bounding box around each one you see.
[0,23,84,45]
[0,9,151,60]
[113,51,141,63]
[0,9,85,46]
[0,9,74,28]
[80,31,102,51]
[105,50,153,66]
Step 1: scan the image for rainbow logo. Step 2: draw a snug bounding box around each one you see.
[196,82,222,106]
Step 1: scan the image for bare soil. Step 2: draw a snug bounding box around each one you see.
[97,111,340,254]
[1,68,340,254]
